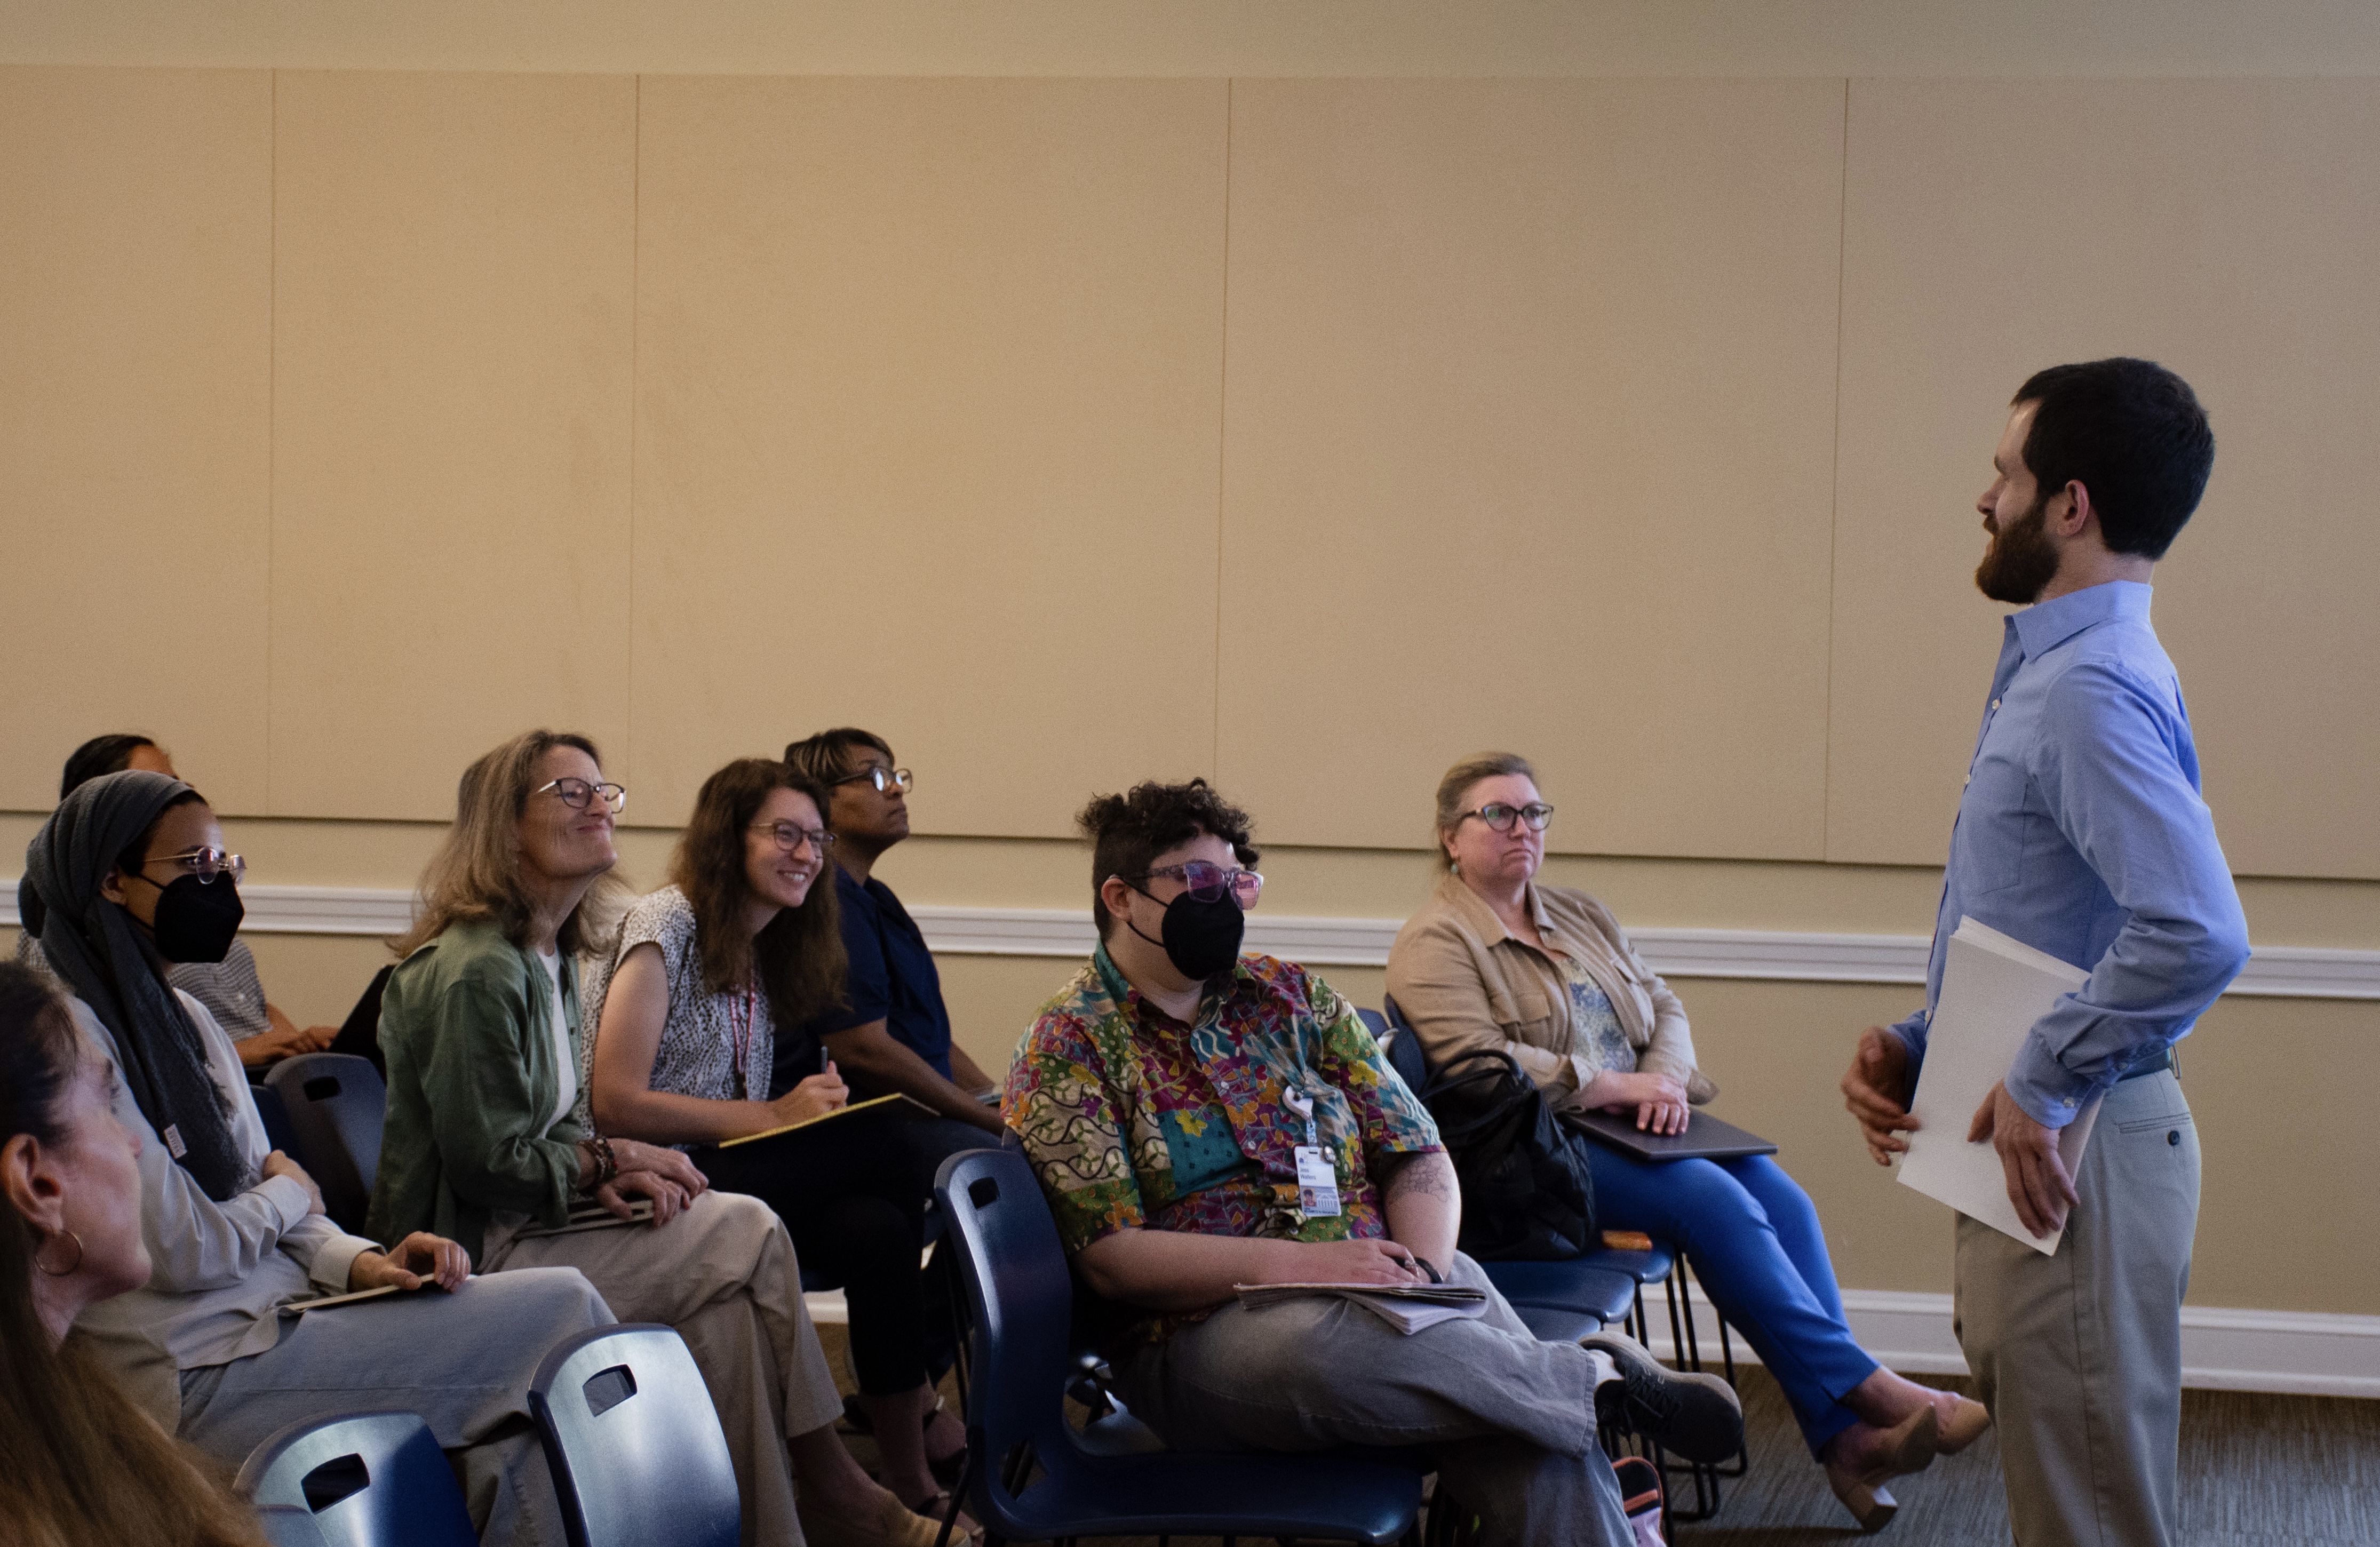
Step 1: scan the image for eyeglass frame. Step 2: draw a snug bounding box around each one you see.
[534,777,629,815]
[134,847,246,885]
[1124,860,1265,908]
[831,764,914,796]
[748,820,838,856]
[1455,801,1556,834]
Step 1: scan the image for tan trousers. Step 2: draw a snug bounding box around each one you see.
[1954,1070,2199,1547]
[488,1190,845,1547]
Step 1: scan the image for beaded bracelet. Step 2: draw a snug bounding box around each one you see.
[582,1133,620,1192]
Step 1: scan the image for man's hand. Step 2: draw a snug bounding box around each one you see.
[1247,1238,1429,1288]
[608,1138,710,1197]
[1841,1027,1920,1165]
[1968,1081,2078,1239]
[348,1231,470,1291]
[261,1150,327,1216]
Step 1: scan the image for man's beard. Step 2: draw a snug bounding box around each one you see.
[1974,494,2060,604]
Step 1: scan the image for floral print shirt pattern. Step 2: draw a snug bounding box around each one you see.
[1003,946,1442,1270]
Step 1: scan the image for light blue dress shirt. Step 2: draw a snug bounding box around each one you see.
[1887,581,2250,1128]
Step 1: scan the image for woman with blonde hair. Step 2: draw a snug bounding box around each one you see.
[1387,753,1989,1532]
[370,731,940,1547]
[587,758,969,1530]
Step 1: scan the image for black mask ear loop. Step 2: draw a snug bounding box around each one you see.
[1119,881,1168,953]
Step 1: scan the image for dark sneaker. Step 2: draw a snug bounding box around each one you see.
[1583,1331,1744,1464]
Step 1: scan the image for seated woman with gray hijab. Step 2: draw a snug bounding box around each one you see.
[22,768,613,1547]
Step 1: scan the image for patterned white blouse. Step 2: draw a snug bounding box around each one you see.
[582,886,774,1132]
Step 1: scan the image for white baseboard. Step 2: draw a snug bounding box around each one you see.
[1631,1282,2380,1399]
[806,1279,2380,1397]
[9,881,2367,999]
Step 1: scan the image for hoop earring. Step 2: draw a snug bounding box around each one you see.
[34,1229,84,1277]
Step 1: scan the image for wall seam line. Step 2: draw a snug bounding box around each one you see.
[1821,75,1850,865]
[265,68,278,815]
[1211,78,1233,782]
[626,74,641,792]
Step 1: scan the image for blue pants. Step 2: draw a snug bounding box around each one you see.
[1585,1146,1877,1455]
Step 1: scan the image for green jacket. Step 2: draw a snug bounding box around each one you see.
[365,918,586,1261]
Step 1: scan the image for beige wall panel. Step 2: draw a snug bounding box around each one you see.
[1830,79,2380,876]
[1217,79,1845,857]
[270,71,636,819]
[0,66,272,812]
[22,2,2380,80]
[630,77,1228,833]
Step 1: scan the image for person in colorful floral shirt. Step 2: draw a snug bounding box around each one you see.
[1004,779,1742,1547]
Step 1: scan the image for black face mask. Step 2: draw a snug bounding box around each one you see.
[1129,887,1246,982]
[142,874,245,964]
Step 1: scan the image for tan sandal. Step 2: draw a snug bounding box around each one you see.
[797,1486,949,1547]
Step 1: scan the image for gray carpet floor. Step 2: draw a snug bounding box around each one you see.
[819,1324,2380,1546]
[1672,1368,2380,1544]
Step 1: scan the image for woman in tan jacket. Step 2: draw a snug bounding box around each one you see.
[1387,753,1986,1532]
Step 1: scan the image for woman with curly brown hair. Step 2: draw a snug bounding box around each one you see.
[586,758,969,1536]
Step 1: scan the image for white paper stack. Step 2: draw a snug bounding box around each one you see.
[1897,917,2096,1256]
[1234,1280,1489,1335]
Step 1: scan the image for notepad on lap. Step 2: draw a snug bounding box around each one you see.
[1897,916,2097,1256]
[1234,1280,1489,1335]
[716,1091,936,1149]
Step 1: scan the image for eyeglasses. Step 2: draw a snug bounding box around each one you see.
[750,821,837,856]
[536,777,628,814]
[1459,802,1555,833]
[1128,861,1264,908]
[833,765,914,796]
[145,847,245,884]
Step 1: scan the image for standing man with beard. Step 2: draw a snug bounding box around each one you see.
[1840,358,2249,1547]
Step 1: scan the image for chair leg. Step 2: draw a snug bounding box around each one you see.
[933,1449,982,1547]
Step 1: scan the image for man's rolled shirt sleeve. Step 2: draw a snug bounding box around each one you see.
[2004,661,2251,1128]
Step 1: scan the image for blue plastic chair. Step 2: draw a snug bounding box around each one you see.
[250,1079,300,1157]
[263,1052,386,1233]
[529,1323,741,1547]
[933,1147,1424,1546]
[236,1410,476,1547]
[255,1505,330,1547]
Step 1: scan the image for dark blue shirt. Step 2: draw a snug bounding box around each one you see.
[793,866,955,1088]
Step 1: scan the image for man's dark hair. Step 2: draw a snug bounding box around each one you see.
[2012,357,2215,560]
[784,727,895,791]
[1078,779,1259,940]
[60,735,156,802]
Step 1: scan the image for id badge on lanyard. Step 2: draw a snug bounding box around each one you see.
[1283,1086,1341,1218]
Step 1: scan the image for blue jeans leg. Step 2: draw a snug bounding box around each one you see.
[1585,1145,1877,1456]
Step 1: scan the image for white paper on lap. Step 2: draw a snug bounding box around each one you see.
[1897,916,2099,1256]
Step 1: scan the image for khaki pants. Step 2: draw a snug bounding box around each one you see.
[1954,1070,2199,1547]
[489,1190,844,1547]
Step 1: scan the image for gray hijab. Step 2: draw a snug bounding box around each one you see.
[25,769,250,1201]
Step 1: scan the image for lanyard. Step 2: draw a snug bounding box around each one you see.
[730,984,758,1098]
[1284,1085,1319,1146]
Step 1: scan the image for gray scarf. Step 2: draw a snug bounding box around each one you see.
[26,770,250,1201]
